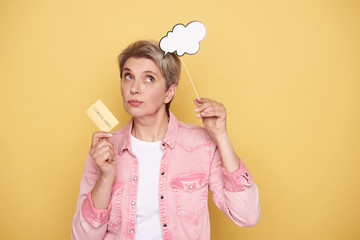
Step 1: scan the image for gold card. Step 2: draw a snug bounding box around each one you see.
[86,100,119,132]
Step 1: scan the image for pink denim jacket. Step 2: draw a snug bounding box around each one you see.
[71,111,260,240]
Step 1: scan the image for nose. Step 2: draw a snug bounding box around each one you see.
[130,79,141,95]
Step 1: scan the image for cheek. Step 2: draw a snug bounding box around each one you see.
[120,85,127,102]
[149,89,166,103]
[120,81,126,94]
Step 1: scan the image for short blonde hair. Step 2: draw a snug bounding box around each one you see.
[117,40,181,112]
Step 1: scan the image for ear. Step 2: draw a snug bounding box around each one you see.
[164,84,177,104]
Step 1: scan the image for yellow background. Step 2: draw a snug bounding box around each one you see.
[1,0,359,239]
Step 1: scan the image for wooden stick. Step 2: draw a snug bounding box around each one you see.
[180,57,200,99]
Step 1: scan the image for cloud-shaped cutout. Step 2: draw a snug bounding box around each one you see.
[159,21,207,56]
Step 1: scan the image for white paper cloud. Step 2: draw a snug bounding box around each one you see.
[159,21,207,56]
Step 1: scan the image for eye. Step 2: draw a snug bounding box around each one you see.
[124,73,133,80]
[145,76,154,83]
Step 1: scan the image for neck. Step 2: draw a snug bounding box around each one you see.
[131,109,170,142]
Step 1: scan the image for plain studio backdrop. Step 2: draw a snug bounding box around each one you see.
[0,0,359,239]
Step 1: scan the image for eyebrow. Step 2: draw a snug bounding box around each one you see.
[123,68,158,77]
[143,71,158,77]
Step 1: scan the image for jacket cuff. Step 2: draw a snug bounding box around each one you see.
[81,191,112,227]
[222,159,253,192]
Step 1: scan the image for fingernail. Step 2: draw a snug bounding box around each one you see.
[196,114,201,118]
[108,133,113,136]
[195,108,199,112]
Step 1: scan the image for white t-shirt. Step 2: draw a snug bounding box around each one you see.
[131,135,163,240]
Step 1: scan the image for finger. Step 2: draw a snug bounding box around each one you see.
[200,109,225,118]
[91,131,113,148]
[199,104,226,118]
[96,151,114,166]
[93,139,113,152]
[193,97,211,106]
[195,100,219,113]
[90,140,114,155]
[195,102,216,118]
[194,97,211,103]
[95,139,114,150]
[91,142,114,157]
[200,108,219,118]
[93,149,114,165]
[91,145,110,160]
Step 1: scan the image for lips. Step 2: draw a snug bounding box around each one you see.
[128,99,143,107]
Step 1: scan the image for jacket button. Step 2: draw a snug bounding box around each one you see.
[131,201,136,205]
[134,176,138,181]
[163,224,167,228]
[162,143,165,147]
[160,196,164,199]
[189,185,193,190]
[161,172,165,175]
[130,229,134,234]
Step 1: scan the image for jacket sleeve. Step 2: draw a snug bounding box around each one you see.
[71,152,112,240]
[208,147,260,227]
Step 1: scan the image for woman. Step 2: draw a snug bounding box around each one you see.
[71,40,260,240]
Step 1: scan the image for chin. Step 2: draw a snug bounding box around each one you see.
[124,105,165,119]
[124,105,148,118]
[124,106,142,117]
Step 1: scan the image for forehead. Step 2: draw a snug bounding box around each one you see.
[123,57,161,73]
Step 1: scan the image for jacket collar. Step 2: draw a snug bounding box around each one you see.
[117,111,178,155]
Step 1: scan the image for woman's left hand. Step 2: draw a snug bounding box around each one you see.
[194,98,228,140]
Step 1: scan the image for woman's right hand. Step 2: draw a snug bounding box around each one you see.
[89,132,116,181]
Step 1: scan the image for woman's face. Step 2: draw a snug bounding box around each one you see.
[121,57,176,118]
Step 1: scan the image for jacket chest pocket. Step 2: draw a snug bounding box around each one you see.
[107,182,123,233]
[171,174,208,225]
